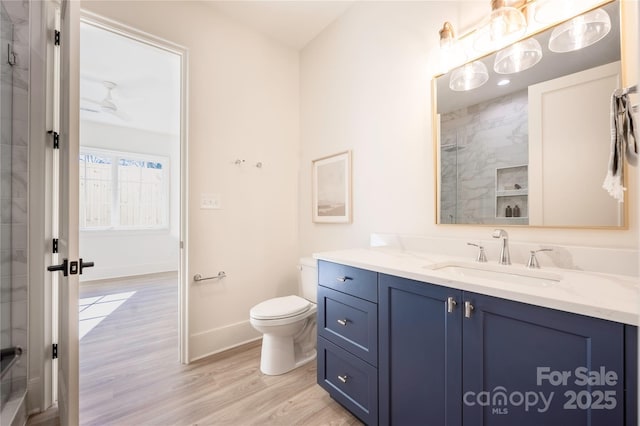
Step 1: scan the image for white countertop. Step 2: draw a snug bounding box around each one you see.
[313,248,640,326]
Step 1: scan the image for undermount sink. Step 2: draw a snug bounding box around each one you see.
[424,261,563,287]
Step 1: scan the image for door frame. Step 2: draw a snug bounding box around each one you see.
[77,9,191,364]
[28,2,190,417]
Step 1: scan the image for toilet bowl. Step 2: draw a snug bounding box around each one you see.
[250,258,317,375]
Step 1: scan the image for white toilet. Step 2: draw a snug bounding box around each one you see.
[249,257,318,375]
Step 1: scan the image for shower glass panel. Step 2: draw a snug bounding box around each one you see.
[0,0,26,415]
[439,129,463,224]
[0,1,15,409]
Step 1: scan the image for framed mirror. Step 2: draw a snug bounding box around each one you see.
[434,0,626,227]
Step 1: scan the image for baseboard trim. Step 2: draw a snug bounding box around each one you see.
[26,376,43,417]
[189,320,261,362]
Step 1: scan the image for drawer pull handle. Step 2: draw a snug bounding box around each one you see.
[465,301,474,318]
[336,276,352,283]
[337,319,348,326]
[447,296,457,313]
[337,375,349,383]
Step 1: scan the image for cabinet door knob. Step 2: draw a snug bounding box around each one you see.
[336,276,352,283]
[447,296,457,313]
[337,319,348,326]
[337,375,348,383]
[464,301,474,318]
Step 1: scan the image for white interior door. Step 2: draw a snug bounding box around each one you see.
[48,0,81,424]
[528,61,623,227]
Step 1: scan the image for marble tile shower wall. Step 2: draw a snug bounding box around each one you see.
[440,89,528,224]
[0,0,28,410]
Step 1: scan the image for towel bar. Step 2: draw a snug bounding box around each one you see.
[194,271,226,282]
[0,346,23,380]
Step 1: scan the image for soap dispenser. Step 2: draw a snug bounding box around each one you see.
[513,204,521,217]
[505,205,513,217]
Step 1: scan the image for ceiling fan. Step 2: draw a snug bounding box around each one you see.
[81,80,132,121]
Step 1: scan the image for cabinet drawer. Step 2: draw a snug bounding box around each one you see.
[318,286,378,366]
[318,337,378,426]
[318,260,377,302]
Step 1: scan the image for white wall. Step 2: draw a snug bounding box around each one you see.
[299,1,640,258]
[81,0,638,361]
[81,1,300,360]
[79,121,180,281]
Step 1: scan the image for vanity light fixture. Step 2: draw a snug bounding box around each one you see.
[449,61,489,91]
[436,0,614,76]
[494,37,542,74]
[437,21,467,74]
[473,0,528,53]
[548,8,611,53]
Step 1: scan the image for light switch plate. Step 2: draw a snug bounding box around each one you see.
[201,193,222,209]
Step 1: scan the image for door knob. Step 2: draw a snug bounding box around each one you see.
[47,258,94,276]
[47,259,68,276]
[79,258,95,275]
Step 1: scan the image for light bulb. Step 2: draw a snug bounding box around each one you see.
[548,8,611,53]
[494,38,543,74]
[450,61,489,92]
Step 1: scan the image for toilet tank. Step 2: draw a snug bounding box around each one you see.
[298,257,318,303]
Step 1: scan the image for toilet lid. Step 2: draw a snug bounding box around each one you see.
[250,295,311,320]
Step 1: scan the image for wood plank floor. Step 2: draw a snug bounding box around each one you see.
[75,273,360,426]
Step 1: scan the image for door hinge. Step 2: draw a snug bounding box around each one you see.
[47,130,59,149]
[54,30,60,46]
[52,343,58,359]
[52,238,58,254]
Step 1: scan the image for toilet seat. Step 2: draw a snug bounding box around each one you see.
[250,295,311,320]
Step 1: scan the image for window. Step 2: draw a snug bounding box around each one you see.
[79,149,169,230]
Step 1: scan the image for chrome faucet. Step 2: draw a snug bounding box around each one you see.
[492,229,511,265]
[527,248,553,269]
[467,242,487,263]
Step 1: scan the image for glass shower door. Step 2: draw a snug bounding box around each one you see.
[0,0,15,410]
[0,1,27,418]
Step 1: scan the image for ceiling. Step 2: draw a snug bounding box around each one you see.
[205,1,356,49]
[80,22,181,135]
[80,1,354,134]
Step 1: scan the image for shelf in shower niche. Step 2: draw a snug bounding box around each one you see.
[496,189,528,197]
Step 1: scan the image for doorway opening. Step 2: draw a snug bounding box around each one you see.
[77,14,188,422]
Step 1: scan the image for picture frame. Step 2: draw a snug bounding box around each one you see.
[312,151,352,223]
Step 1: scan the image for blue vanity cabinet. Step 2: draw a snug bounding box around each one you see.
[625,325,637,426]
[378,274,463,426]
[462,291,625,426]
[317,261,379,425]
[317,262,636,426]
[378,274,631,426]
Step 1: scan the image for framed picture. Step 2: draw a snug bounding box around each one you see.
[312,151,352,223]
